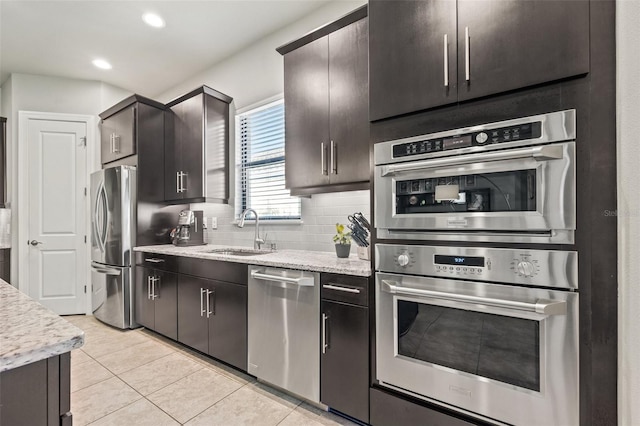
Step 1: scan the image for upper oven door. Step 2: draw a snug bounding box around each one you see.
[374,141,575,244]
[375,272,579,426]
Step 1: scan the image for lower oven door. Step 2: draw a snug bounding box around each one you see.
[375,272,578,426]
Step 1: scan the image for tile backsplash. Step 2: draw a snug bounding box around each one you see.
[191,190,370,253]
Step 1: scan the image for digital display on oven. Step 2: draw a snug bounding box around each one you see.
[434,254,485,267]
[442,135,472,150]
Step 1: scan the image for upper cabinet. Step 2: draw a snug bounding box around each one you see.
[164,86,232,204]
[278,6,370,195]
[369,0,590,121]
[99,95,166,203]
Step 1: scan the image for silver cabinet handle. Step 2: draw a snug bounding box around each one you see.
[200,287,206,317]
[381,145,564,176]
[381,280,567,315]
[145,258,164,264]
[330,140,337,174]
[176,171,181,194]
[113,135,120,153]
[194,217,198,233]
[206,289,214,318]
[322,284,361,294]
[443,34,449,87]
[147,276,151,300]
[465,26,470,82]
[110,134,115,153]
[322,313,329,354]
[151,277,159,300]
[251,270,314,287]
[321,142,327,175]
[180,172,187,192]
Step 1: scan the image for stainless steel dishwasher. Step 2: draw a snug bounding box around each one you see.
[247,266,320,403]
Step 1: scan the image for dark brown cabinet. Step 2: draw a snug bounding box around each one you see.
[100,104,136,164]
[320,273,369,423]
[0,353,72,426]
[0,249,10,283]
[279,7,369,195]
[0,117,6,207]
[164,86,232,203]
[177,257,247,370]
[134,266,178,340]
[369,0,590,121]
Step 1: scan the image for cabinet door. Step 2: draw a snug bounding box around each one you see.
[177,275,209,354]
[284,36,330,190]
[457,0,589,101]
[328,18,370,185]
[207,280,247,370]
[369,0,457,121]
[153,270,178,340]
[174,94,205,200]
[164,109,183,201]
[101,105,136,164]
[321,300,369,423]
[134,266,155,330]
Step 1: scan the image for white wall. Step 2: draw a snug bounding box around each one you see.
[155,0,365,109]
[0,73,132,285]
[617,2,640,424]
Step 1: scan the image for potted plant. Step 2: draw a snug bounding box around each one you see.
[333,223,352,258]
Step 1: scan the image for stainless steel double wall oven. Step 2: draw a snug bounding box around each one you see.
[373,110,579,425]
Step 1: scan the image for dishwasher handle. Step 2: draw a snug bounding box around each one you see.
[251,270,315,287]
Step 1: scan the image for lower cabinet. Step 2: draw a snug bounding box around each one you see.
[320,274,370,423]
[0,248,10,283]
[0,353,72,426]
[134,266,178,340]
[177,268,247,371]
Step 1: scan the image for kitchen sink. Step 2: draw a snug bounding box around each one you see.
[208,248,271,256]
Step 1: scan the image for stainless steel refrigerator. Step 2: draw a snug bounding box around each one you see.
[90,166,137,329]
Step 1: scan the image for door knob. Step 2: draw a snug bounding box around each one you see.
[29,240,43,246]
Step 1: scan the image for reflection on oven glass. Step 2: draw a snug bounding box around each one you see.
[397,301,540,391]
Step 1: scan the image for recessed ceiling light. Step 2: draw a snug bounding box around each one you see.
[142,13,165,28]
[92,59,112,70]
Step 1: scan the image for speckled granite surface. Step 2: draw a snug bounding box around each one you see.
[134,244,372,277]
[0,280,84,372]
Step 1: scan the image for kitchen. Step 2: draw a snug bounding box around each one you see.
[0,0,635,425]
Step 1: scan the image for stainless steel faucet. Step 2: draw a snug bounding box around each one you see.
[238,208,264,250]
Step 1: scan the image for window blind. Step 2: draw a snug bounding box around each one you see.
[236,100,301,220]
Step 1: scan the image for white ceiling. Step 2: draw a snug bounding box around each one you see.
[0,0,330,97]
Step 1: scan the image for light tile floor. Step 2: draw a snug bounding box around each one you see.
[65,315,357,426]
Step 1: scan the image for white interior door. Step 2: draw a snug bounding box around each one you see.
[27,118,87,314]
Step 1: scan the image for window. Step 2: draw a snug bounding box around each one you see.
[236,99,301,220]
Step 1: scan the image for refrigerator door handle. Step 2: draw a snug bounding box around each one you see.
[91,262,121,276]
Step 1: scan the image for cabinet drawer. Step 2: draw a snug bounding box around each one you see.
[135,252,178,272]
[321,273,368,307]
[178,257,247,284]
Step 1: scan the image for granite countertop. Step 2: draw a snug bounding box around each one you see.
[134,244,372,277]
[0,280,84,372]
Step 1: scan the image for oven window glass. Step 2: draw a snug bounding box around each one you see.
[395,170,536,214]
[397,300,540,391]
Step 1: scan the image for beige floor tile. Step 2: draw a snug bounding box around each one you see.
[71,348,92,366]
[148,367,243,423]
[94,339,174,375]
[63,314,103,330]
[278,409,327,426]
[71,357,114,392]
[71,377,142,426]
[88,398,179,426]
[82,328,150,358]
[119,352,202,396]
[250,381,301,410]
[185,385,294,426]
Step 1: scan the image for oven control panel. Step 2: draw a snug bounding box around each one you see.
[377,244,578,290]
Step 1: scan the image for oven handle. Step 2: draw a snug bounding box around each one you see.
[380,145,563,176]
[381,280,566,315]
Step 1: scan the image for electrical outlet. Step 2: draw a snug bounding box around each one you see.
[210,217,218,230]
